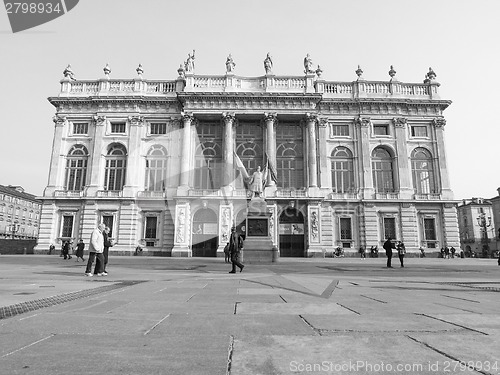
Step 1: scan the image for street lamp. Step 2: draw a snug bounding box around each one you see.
[476,213,492,258]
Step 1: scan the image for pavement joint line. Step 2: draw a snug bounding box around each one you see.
[320,279,339,299]
[433,302,481,314]
[0,280,145,320]
[336,303,360,315]
[1,334,55,358]
[405,335,492,375]
[279,295,288,303]
[441,295,480,303]
[185,293,196,302]
[242,278,319,298]
[299,314,322,336]
[415,313,489,336]
[143,313,170,336]
[233,302,240,315]
[226,335,235,375]
[360,294,387,304]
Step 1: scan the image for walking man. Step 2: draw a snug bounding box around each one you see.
[397,241,406,267]
[85,223,106,276]
[383,237,395,268]
[228,226,244,273]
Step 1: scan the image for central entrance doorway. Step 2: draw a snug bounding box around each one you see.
[279,207,305,257]
[192,209,218,257]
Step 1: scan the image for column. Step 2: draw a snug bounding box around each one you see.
[179,112,193,188]
[222,113,235,188]
[44,115,67,196]
[264,113,277,187]
[305,113,318,188]
[355,117,374,199]
[86,115,107,196]
[393,117,413,199]
[433,118,453,199]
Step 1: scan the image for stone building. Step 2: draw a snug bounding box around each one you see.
[0,185,41,239]
[34,56,460,257]
[457,197,498,257]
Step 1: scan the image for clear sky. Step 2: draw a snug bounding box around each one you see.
[0,0,498,200]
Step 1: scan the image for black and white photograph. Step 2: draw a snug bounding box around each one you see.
[1,1,500,374]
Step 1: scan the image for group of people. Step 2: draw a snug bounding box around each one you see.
[440,246,457,259]
[383,238,407,268]
[84,223,113,276]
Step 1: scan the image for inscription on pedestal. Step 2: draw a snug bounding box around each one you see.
[247,218,269,237]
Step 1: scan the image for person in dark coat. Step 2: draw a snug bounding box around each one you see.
[62,241,72,260]
[383,237,395,268]
[75,239,85,262]
[95,227,112,274]
[224,243,230,263]
[397,241,406,267]
[228,227,244,273]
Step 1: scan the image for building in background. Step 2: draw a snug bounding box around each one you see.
[35,56,460,257]
[457,197,498,258]
[0,185,41,240]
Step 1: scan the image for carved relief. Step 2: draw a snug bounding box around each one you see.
[310,208,320,242]
[267,206,276,244]
[92,115,107,126]
[176,207,186,243]
[220,206,231,244]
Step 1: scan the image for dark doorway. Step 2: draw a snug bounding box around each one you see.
[279,207,305,257]
[192,209,218,257]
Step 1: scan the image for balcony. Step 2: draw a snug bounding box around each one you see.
[54,190,84,198]
[374,192,400,200]
[329,191,359,200]
[97,190,123,198]
[414,193,442,200]
[137,191,166,199]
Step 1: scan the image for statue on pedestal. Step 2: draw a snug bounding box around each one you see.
[304,53,314,74]
[185,50,196,73]
[249,166,264,199]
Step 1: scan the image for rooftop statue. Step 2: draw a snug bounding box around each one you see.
[264,53,273,74]
[63,64,76,80]
[185,50,196,73]
[226,54,236,73]
[304,53,314,74]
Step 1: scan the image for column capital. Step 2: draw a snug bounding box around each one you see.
[433,118,446,128]
[318,117,329,128]
[263,112,278,123]
[355,116,371,127]
[127,115,145,126]
[181,111,195,123]
[92,115,107,126]
[52,115,67,126]
[221,112,236,125]
[304,112,319,124]
[392,117,407,128]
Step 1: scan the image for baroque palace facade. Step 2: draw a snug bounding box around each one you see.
[34,54,459,257]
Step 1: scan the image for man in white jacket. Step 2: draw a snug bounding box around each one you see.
[85,223,106,276]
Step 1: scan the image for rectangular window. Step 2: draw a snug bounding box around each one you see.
[411,126,428,137]
[111,123,126,133]
[61,215,73,238]
[73,123,89,135]
[150,123,167,135]
[383,217,396,240]
[331,125,349,137]
[373,125,389,136]
[145,216,157,239]
[340,218,352,240]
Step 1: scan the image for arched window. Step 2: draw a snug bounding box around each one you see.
[411,148,437,194]
[194,141,223,189]
[104,144,127,191]
[65,145,88,191]
[330,147,355,193]
[371,147,395,193]
[276,124,304,189]
[145,145,168,191]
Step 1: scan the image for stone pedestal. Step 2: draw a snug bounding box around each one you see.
[241,198,277,264]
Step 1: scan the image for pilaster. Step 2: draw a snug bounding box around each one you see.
[44,115,68,196]
[264,112,278,187]
[306,203,323,257]
[305,113,318,188]
[86,116,107,196]
[393,117,413,199]
[318,117,329,188]
[178,112,194,195]
[217,204,233,257]
[400,203,418,250]
[355,117,374,199]
[222,112,236,189]
[123,115,144,197]
[433,118,454,199]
